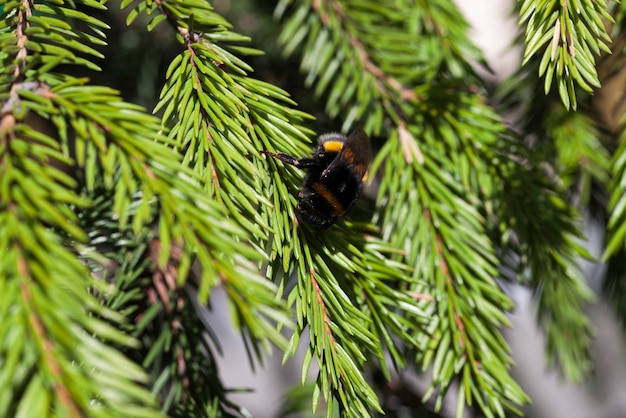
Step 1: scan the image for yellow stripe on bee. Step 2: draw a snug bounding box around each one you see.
[312,182,345,215]
[322,141,344,153]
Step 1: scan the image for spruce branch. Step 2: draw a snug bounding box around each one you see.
[80,193,252,417]
[497,9,610,379]
[2,0,294,414]
[603,6,626,261]
[499,60,610,207]
[375,122,528,417]
[490,134,595,382]
[127,0,314,253]
[278,226,431,416]
[588,3,626,327]
[275,1,590,417]
[2,0,615,417]
[1,2,163,414]
[606,128,626,257]
[0,92,162,417]
[519,0,613,109]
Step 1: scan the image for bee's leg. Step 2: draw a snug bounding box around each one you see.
[292,158,319,168]
[261,151,319,169]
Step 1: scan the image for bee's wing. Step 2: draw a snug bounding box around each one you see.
[337,129,372,179]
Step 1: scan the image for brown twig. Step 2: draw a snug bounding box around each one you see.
[14,0,32,78]
[310,268,335,344]
[423,209,469,351]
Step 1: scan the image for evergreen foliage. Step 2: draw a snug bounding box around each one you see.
[0,0,624,418]
[519,0,612,110]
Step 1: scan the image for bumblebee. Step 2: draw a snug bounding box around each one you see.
[263,129,372,228]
